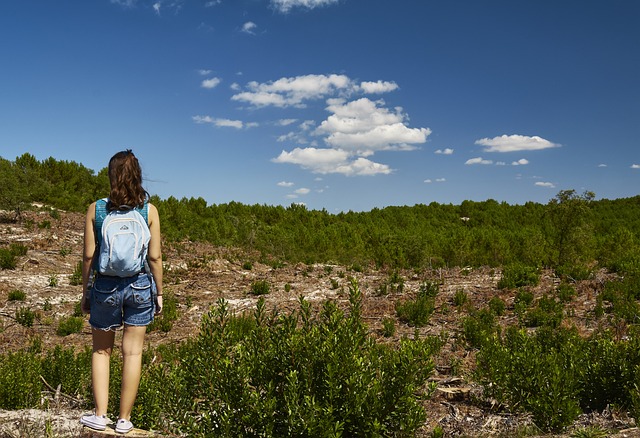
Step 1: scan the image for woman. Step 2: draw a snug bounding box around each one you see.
[80,150,163,434]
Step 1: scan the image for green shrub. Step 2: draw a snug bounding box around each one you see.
[0,244,27,270]
[381,317,396,337]
[141,279,443,436]
[419,280,440,298]
[522,295,564,328]
[556,282,576,303]
[69,261,83,286]
[16,307,35,327]
[488,296,505,316]
[56,316,84,336]
[41,345,92,399]
[476,326,584,432]
[453,289,468,307]
[147,292,178,333]
[8,289,26,301]
[0,351,42,409]
[250,280,271,295]
[395,288,435,327]
[462,308,499,349]
[498,264,540,289]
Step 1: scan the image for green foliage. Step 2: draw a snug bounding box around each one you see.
[69,261,83,286]
[8,289,26,301]
[395,286,436,327]
[250,279,271,295]
[521,295,564,328]
[136,280,443,436]
[498,264,540,289]
[477,325,640,432]
[56,316,84,336]
[0,243,27,270]
[4,154,640,272]
[556,282,576,303]
[381,317,396,337]
[453,289,468,307]
[148,292,178,333]
[0,351,42,409]
[462,308,500,349]
[16,306,35,327]
[477,326,584,431]
[488,296,505,316]
[40,346,92,399]
[48,274,59,287]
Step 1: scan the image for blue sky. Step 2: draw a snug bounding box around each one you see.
[1,0,638,212]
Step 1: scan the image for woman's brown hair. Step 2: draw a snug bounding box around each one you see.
[108,149,149,210]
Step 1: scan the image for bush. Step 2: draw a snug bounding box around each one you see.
[462,308,499,349]
[69,261,83,286]
[476,326,584,432]
[498,264,539,289]
[8,289,26,301]
[0,351,42,409]
[395,287,436,327]
[0,243,27,270]
[250,280,270,295]
[147,292,178,333]
[56,316,84,336]
[16,307,35,327]
[140,279,443,436]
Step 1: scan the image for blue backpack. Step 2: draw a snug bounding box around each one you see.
[95,198,150,277]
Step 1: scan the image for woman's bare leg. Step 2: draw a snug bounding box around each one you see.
[92,329,115,417]
[119,324,147,420]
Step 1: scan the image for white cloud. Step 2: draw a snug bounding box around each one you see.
[201,77,221,89]
[232,74,353,108]
[598,164,607,168]
[294,188,311,195]
[110,0,137,8]
[277,119,298,126]
[475,135,560,153]
[198,69,212,76]
[272,147,392,176]
[277,181,294,187]
[205,0,221,6]
[230,73,427,177]
[271,0,339,13]
[435,148,454,155]
[316,98,430,156]
[192,115,247,129]
[465,157,493,165]
[535,182,556,188]
[241,21,257,34]
[153,2,161,14]
[512,158,529,166]
[359,80,398,94]
[425,178,446,183]
[632,164,640,169]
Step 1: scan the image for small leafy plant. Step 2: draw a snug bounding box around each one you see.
[8,289,26,301]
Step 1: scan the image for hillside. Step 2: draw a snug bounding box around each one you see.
[1,209,639,437]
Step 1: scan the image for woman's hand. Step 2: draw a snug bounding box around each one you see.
[155,295,163,315]
[81,292,90,314]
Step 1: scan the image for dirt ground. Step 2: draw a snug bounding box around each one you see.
[1,209,639,437]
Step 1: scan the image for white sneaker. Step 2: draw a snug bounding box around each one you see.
[115,418,134,434]
[80,413,108,431]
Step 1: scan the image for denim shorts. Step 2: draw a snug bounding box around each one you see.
[89,273,155,330]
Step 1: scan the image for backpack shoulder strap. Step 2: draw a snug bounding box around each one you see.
[94,198,109,246]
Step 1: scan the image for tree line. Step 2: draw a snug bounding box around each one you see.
[1,153,639,272]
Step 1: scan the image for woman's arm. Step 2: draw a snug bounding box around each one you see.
[81,202,96,314]
[147,203,163,314]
